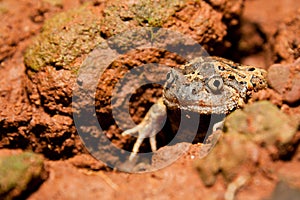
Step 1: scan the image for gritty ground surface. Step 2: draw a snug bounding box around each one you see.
[0,0,300,199]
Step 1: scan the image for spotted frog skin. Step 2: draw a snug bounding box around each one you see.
[122,56,267,160]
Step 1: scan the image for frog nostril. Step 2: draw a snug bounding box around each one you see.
[192,88,197,95]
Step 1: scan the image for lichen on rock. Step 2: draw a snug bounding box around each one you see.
[0,151,47,200]
[224,101,297,146]
[24,4,105,71]
[194,101,298,187]
[100,0,188,37]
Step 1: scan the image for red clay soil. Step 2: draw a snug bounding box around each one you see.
[0,0,300,199]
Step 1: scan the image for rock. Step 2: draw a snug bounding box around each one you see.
[152,142,190,170]
[194,101,298,187]
[267,64,290,93]
[268,58,300,104]
[24,5,105,71]
[271,10,300,63]
[225,101,297,146]
[267,181,300,200]
[194,133,259,187]
[0,151,48,200]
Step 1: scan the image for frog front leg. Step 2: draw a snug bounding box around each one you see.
[122,98,167,161]
[212,119,224,132]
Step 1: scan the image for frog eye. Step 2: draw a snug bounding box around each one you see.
[206,76,223,93]
[166,71,172,81]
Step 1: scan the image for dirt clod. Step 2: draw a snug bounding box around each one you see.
[268,58,300,104]
[0,150,48,200]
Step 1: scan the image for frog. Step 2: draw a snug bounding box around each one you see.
[122,56,267,161]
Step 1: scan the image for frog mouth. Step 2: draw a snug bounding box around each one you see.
[163,82,242,114]
[163,98,237,115]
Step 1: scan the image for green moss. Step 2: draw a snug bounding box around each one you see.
[102,0,187,37]
[194,101,298,186]
[0,6,8,14]
[195,133,256,186]
[24,5,105,71]
[24,0,188,71]
[225,101,297,145]
[130,0,186,27]
[0,152,45,199]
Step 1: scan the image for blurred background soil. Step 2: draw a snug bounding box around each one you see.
[0,0,300,199]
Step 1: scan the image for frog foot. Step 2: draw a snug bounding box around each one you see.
[122,98,167,161]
